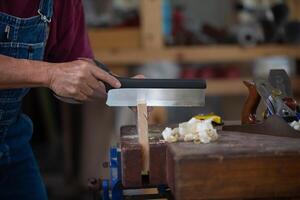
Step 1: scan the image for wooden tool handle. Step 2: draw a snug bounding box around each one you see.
[241,80,261,124]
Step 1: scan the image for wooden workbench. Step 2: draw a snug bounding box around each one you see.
[121,125,300,200]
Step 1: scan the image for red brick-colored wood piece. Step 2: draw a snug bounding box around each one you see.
[167,131,300,199]
[120,125,168,188]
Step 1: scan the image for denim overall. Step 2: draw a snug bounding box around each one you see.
[0,0,52,199]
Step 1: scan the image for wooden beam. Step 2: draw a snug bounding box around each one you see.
[93,45,300,64]
[88,28,141,50]
[140,0,163,49]
[137,102,150,174]
[287,0,300,21]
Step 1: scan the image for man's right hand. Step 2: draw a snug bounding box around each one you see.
[47,59,121,101]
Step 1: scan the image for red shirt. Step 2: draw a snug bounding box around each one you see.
[0,0,94,62]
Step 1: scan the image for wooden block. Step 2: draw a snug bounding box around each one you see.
[166,131,300,199]
[121,142,143,187]
[120,125,168,187]
[137,103,150,174]
[149,143,167,185]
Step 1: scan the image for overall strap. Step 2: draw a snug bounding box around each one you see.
[38,0,53,23]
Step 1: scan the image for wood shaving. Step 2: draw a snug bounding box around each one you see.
[289,120,300,131]
[161,117,219,144]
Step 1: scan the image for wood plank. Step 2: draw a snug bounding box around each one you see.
[88,28,140,50]
[137,103,150,174]
[287,0,300,21]
[93,45,300,64]
[140,0,163,49]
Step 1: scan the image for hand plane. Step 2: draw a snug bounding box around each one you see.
[224,69,300,138]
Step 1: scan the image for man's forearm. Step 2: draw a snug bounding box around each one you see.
[0,54,51,89]
[0,54,121,101]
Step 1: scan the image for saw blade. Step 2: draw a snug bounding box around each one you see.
[106,88,205,107]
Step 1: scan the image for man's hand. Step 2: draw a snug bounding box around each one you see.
[48,60,121,101]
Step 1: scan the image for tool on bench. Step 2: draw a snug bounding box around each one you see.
[54,59,206,107]
[223,69,300,138]
[102,61,206,174]
[255,78,298,122]
[89,59,206,174]
[268,69,300,119]
[256,69,299,122]
[87,60,205,200]
[57,60,206,199]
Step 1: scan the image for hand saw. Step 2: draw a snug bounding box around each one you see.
[55,60,206,107]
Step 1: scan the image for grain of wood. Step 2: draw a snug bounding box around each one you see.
[167,131,300,199]
[137,103,150,174]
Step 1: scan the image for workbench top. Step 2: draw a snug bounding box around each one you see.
[168,130,300,160]
[120,125,300,199]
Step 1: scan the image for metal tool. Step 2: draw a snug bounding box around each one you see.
[255,69,299,122]
[223,69,300,138]
[55,60,207,107]
[254,78,298,122]
[268,69,292,98]
[107,87,205,107]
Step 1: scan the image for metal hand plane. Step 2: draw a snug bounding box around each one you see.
[242,69,299,124]
[223,69,300,138]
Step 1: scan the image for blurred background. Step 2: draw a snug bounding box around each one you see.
[23,0,300,199]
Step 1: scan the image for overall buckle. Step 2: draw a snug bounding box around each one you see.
[38,9,51,23]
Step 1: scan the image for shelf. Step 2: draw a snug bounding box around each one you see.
[88,28,140,50]
[93,45,300,65]
[87,0,300,96]
[88,0,300,65]
[206,78,300,96]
